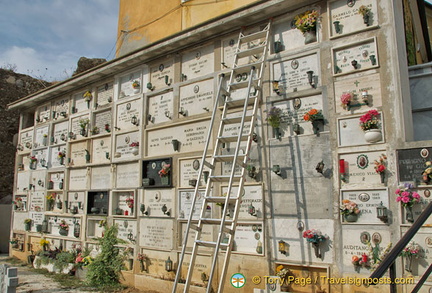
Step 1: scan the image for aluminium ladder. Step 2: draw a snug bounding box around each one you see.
[173,19,272,293]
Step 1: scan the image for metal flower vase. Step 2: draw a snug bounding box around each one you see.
[405,206,414,223]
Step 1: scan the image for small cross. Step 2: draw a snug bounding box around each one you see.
[354,80,360,87]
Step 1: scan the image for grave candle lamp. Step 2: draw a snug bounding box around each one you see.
[361,91,369,105]
[179,107,187,117]
[333,21,341,34]
[165,110,171,119]
[315,160,325,175]
[165,75,171,86]
[248,203,257,216]
[351,60,358,69]
[306,70,315,88]
[147,82,155,91]
[339,159,347,182]
[203,171,210,183]
[147,114,154,123]
[272,80,281,95]
[165,256,173,272]
[272,165,281,176]
[172,139,180,152]
[278,240,288,255]
[376,202,388,223]
[162,204,170,216]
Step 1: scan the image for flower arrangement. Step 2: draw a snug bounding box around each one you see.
[395,183,421,207]
[75,254,94,267]
[340,199,361,215]
[302,229,328,244]
[79,118,90,129]
[91,126,100,135]
[422,161,432,183]
[126,197,134,209]
[352,254,370,267]
[39,238,50,247]
[275,265,290,279]
[132,80,140,89]
[59,220,69,231]
[98,219,106,227]
[83,91,92,101]
[294,10,319,33]
[400,241,421,258]
[158,164,171,177]
[303,109,323,122]
[359,109,380,131]
[367,241,392,270]
[46,194,55,203]
[137,253,147,262]
[105,124,111,132]
[130,142,139,148]
[266,107,282,128]
[29,156,38,163]
[340,92,353,109]
[58,151,66,159]
[374,154,387,174]
[358,5,371,17]
[13,197,22,205]
[24,218,32,224]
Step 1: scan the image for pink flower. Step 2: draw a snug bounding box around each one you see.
[368,109,379,116]
[396,196,402,202]
[401,191,410,197]
[395,189,401,194]
[412,192,420,199]
[402,196,410,203]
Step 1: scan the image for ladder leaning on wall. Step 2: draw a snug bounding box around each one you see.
[172,19,272,293]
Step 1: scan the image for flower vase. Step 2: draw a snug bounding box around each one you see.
[30,161,37,170]
[25,223,31,231]
[133,88,140,94]
[363,14,370,26]
[140,261,145,272]
[364,129,382,143]
[273,127,281,139]
[132,147,139,156]
[380,172,385,184]
[161,176,169,185]
[344,213,358,222]
[36,224,42,233]
[128,259,134,271]
[59,228,68,236]
[312,242,321,258]
[47,201,54,211]
[56,201,63,209]
[405,255,413,272]
[59,157,64,165]
[74,224,80,238]
[303,29,317,44]
[405,206,414,223]
[311,119,324,134]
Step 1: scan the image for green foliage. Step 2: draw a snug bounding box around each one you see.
[53,251,75,272]
[86,224,127,288]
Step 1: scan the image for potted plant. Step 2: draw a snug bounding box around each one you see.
[137,253,147,272]
[359,109,382,143]
[40,238,50,251]
[246,165,257,179]
[58,151,66,165]
[24,218,32,231]
[91,126,100,135]
[422,161,432,184]
[400,241,421,272]
[374,154,387,183]
[158,164,171,185]
[340,92,353,111]
[395,183,421,223]
[46,194,55,211]
[302,229,328,258]
[59,220,69,236]
[340,199,361,222]
[358,5,372,26]
[303,108,324,134]
[83,91,92,108]
[294,10,319,44]
[266,106,282,139]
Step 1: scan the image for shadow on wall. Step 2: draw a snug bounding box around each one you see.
[0,205,11,253]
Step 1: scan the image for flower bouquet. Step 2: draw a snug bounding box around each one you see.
[294,10,319,44]
[159,164,171,185]
[275,264,290,280]
[422,161,432,184]
[359,109,381,142]
[400,241,421,272]
[266,107,282,138]
[340,199,360,222]
[302,229,328,258]
[395,183,421,222]
[126,197,134,209]
[137,253,147,271]
[358,5,371,25]
[59,220,69,235]
[340,92,353,110]
[352,253,370,268]
[132,80,140,89]
[303,109,324,134]
[374,154,387,183]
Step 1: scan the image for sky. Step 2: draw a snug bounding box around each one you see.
[0,0,119,81]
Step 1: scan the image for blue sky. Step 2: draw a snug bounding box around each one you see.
[0,0,119,81]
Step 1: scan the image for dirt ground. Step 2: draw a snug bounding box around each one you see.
[0,254,159,293]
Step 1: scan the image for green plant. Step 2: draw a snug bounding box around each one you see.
[294,10,319,33]
[86,224,127,287]
[24,218,32,224]
[266,107,282,128]
[53,251,75,271]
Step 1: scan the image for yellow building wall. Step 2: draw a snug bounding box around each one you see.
[116,0,261,56]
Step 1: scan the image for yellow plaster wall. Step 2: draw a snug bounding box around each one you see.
[117,0,260,56]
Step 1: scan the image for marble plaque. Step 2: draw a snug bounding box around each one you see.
[70,115,90,139]
[35,126,49,148]
[29,212,44,231]
[52,122,69,145]
[112,190,135,216]
[19,129,33,152]
[329,0,377,37]
[221,185,263,220]
[67,191,85,214]
[221,145,260,178]
[179,79,214,116]
[272,54,320,93]
[91,166,111,190]
[150,59,174,89]
[96,82,114,107]
[221,109,252,138]
[181,44,214,79]
[114,131,141,159]
[147,120,210,156]
[69,141,88,166]
[338,114,384,146]
[143,189,174,217]
[116,162,140,188]
[12,212,27,231]
[47,216,75,237]
[334,73,382,114]
[32,148,49,170]
[180,222,213,247]
[29,191,45,212]
[91,137,111,164]
[139,218,173,249]
[397,148,432,183]
[147,91,174,125]
[221,35,240,68]
[16,172,30,193]
[119,70,141,98]
[31,170,46,191]
[87,218,105,238]
[52,97,70,119]
[49,145,67,168]
[115,99,142,131]
[143,251,176,276]
[340,151,387,187]
[36,103,51,122]
[179,158,211,187]
[93,110,112,135]
[178,189,207,220]
[114,219,137,243]
[333,38,378,75]
[180,254,212,283]
[72,91,88,113]
[341,189,389,224]
[401,228,432,279]
[68,168,88,190]
[48,172,64,190]
[234,223,264,254]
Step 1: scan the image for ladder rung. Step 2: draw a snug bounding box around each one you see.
[222,115,252,124]
[239,30,268,42]
[209,175,243,182]
[229,79,259,90]
[221,88,231,97]
[232,61,262,72]
[203,160,215,170]
[236,44,266,58]
[224,97,258,108]
[218,135,249,143]
[200,218,234,226]
[189,224,201,231]
[195,240,229,249]
[213,154,246,163]
[205,196,238,203]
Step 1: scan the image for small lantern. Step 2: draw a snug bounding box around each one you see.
[41,219,49,233]
[361,91,369,105]
[316,160,325,174]
[278,240,288,255]
[165,256,173,272]
[162,204,170,216]
[376,202,388,223]
[306,70,315,88]
[248,203,257,216]
[351,60,358,69]
[165,110,171,119]
[272,80,281,95]
[179,107,187,116]
[147,82,154,91]
[172,139,180,152]
[272,165,281,175]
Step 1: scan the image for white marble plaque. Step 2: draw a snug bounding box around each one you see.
[333,38,378,75]
[19,129,34,152]
[16,172,30,193]
[70,115,90,139]
[234,223,264,254]
[36,103,51,123]
[139,218,173,249]
[340,151,387,187]
[47,216,75,237]
[29,212,44,230]
[338,114,384,146]
[49,145,67,168]
[221,35,241,68]
[30,170,46,191]
[329,0,377,37]
[143,189,174,217]
[179,79,214,116]
[147,120,210,156]
[35,126,49,148]
[48,172,64,190]
[116,162,140,188]
[179,158,211,187]
[67,191,85,214]
[114,131,141,159]
[178,189,207,220]
[150,59,174,89]
[112,190,135,216]
[29,191,44,212]
[401,228,432,279]
[114,219,137,243]
[69,141,88,166]
[221,185,263,220]
[341,189,389,224]
[180,254,212,283]
[52,122,69,145]
[72,91,88,113]
[32,148,49,169]
[91,166,111,190]
[93,111,112,135]
[91,137,111,164]
[12,212,28,231]
[115,99,142,131]
[334,73,382,114]
[68,168,88,190]
[52,97,70,119]
[272,54,320,93]
[96,83,114,107]
[87,218,105,238]
[147,91,174,125]
[180,222,213,247]
[119,70,141,98]
[181,44,214,79]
